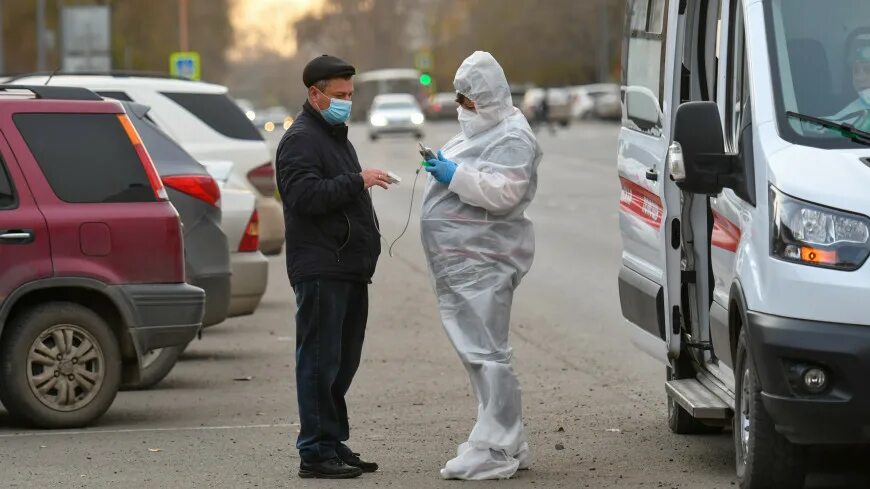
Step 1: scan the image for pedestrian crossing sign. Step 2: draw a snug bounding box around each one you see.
[170,52,201,81]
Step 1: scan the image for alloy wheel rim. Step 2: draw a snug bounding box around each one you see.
[26,324,104,412]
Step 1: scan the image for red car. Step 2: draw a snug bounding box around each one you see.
[0,85,204,428]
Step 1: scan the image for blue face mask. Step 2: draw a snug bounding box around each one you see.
[319,94,352,125]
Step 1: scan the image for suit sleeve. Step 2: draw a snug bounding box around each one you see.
[447,135,536,215]
[276,132,364,216]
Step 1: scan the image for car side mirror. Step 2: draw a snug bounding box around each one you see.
[671,101,748,197]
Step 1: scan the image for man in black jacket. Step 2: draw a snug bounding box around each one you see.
[276,54,393,479]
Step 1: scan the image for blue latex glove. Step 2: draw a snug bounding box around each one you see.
[424,150,457,185]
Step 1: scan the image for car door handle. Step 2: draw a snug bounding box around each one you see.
[645,168,659,181]
[0,230,34,244]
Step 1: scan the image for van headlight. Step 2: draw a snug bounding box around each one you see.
[370,114,388,127]
[771,186,870,270]
[411,113,425,125]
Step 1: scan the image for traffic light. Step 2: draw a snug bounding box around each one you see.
[419,73,432,86]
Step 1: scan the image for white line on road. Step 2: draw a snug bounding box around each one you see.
[0,422,299,439]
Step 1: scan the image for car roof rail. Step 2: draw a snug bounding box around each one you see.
[0,85,102,101]
[3,70,187,83]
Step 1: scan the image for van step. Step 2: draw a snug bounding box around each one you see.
[666,378,732,419]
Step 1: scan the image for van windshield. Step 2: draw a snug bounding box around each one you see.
[766,0,870,149]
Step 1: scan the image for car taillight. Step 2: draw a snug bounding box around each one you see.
[162,175,221,207]
[247,162,276,197]
[239,210,260,252]
[117,114,169,201]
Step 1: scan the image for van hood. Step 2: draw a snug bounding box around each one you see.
[768,143,870,216]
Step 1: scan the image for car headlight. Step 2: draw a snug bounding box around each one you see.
[771,186,870,270]
[370,114,387,127]
[411,113,425,125]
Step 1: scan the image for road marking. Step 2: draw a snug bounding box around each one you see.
[0,422,299,438]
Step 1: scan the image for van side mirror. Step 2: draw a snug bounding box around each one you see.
[671,101,747,197]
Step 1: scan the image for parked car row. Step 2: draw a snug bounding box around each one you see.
[423,83,622,125]
[0,75,276,428]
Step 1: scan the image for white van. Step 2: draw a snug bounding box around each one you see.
[6,73,285,256]
[617,1,870,487]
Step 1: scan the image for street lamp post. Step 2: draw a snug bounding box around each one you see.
[37,0,47,71]
[179,0,189,51]
[0,0,5,74]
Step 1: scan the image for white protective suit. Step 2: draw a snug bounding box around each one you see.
[420,51,542,480]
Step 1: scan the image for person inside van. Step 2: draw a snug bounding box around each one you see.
[830,33,870,130]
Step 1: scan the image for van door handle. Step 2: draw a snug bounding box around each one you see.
[645,168,659,181]
[0,229,34,244]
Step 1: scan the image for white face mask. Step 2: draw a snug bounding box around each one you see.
[458,106,480,136]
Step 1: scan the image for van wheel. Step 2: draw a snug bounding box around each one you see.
[734,328,805,488]
[0,302,121,428]
[121,346,183,390]
[667,360,722,434]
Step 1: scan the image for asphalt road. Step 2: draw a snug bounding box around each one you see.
[1,120,868,488]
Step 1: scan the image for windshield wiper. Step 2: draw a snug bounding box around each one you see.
[786,111,870,146]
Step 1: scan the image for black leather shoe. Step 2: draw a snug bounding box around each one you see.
[298,458,363,479]
[337,448,379,473]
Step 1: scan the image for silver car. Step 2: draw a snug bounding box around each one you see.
[367,93,425,141]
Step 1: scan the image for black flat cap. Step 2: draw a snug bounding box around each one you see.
[303,54,356,87]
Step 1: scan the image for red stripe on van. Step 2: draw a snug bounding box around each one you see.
[712,210,741,253]
[619,177,663,229]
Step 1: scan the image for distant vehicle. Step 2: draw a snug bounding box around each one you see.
[367,93,426,141]
[521,88,572,127]
[7,72,285,255]
[121,100,231,389]
[510,83,534,108]
[0,85,204,428]
[254,105,294,133]
[426,92,457,120]
[570,83,621,120]
[235,98,257,122]
[204,164,269,318]
[354,69,428,121]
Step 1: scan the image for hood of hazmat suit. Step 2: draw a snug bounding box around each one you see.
[419,51,542,480]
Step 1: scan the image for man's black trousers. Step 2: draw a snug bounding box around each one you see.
[293,279,368,463]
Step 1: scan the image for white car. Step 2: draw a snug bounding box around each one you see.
[367,93,425,140]
[520,88,572,126]
[7,73,285,255]
[569,83,621,120]
[204,161,269,317]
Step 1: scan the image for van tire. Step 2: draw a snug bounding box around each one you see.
[121,345,183,390]
[734,328,805,488]
[666,360,722,435]
[0,302,121,428]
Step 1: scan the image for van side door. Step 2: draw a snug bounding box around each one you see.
[617,0,683,364]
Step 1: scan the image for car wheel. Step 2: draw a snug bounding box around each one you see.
[369,134,378,141]
[667,357,722,435]
[0,302,121,428]
[120,345,183,390]
[734,328,806,488]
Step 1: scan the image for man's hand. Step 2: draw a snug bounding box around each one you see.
[361,168,392,190]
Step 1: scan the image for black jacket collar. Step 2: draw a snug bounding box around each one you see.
[303,101,348,141]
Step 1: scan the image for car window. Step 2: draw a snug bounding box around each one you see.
[161,92,263,141]
[97,91,134,102]
[128,111,201,169]
[0,155,16,209]
[623,0,670,135]
[14,113,156,203]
